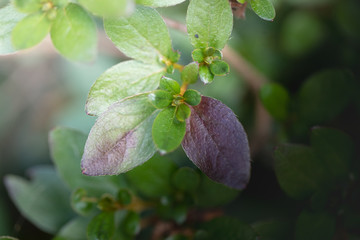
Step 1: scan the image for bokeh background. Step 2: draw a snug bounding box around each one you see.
[1,0,359,238]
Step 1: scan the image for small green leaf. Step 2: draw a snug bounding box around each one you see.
[104,6,173,64]
[148,90,174,109]
[117,189,132,205]
[209,60,230,76]
[87,212,115,240]
[172,167,200,192]
[249,0,276,21]
[192,49,204,62]
[160,77,181,94]
[81,94,159,176]
[86,60,165,116]
[13,0,41,13]
[50,3,97,61]
[136,0,186,7]
[183,89,201,106]
[12,12,50,50]
[295,211,336,240]
[181,62,199,84]
[97,194,117,212]
[56,217,89,240]
[199,65,214,84]
[260,82,289,120]
[122,211,140,236]
[4,167,73,234]
[71,188,94,215]
[0,4,26,54]
[78,0,131,17]
[186,0,233,50]
[126,155,177,198]
[152,107,186,153]
[52,0,69,8]
[176,104,191,122]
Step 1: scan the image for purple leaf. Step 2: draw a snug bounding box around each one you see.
[182,96,251,190]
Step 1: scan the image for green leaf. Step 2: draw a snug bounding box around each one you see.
[81,94,159,176]
[4,166,73,234]
[0,4,26,54]
[104,6,173,64]
[209,60,230,76]
[11,12,50,50]
[50,3,97,61]
[252,220,293,240]
[49,127,120,196]
[152,107,186,153]
[78,0,131,17]
[295,211,336,240]
[13,0,41,13]
[159,77,180,94]
[298,69,354,124]
[186,0,233,50]
[56,217,89,240]
[181,62,199,84]
[183,89,201,106]
[259,82,289,120]
[87,212,115,240]
[175,104,191,122]
[199,65,214,84]
[249,0,276,21]
[71,188,94,215]
[194,174,239,208]
[122,211,140,236]
[126,155,177,198]
[196,217,257,240]
[310,127,353,182]
[192,49,204,62]
[136,0,185,7]
[86,60,165,116]
[148,90,174,109]
[274,144,327,199]
[116,189,132,205]
[172,167,200,192]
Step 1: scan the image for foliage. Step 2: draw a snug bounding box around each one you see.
[1,0,359,239]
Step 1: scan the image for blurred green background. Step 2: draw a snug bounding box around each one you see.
[1,0,359,238]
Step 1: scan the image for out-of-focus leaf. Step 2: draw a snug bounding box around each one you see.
[78,0,131,18]
[181,62,199,84]
[249,0,276,21]
[182,96,250,190]
[104,6,173,64]
[71,188,94,215]
[260,82,289,121]
[86,60,165,116]
[126,155,177,198]
[199,65,214,84]
[87,212,115,240]
[136,0,185,7]
[281,11,325,57]
[50,3,97,61]
[310,127,353,182]
[186,0,233,50]
[116,189,132,205]
[172,167,200,192]
[295,211,335,240]
[252,219,293,240]
[56,217,89,240]
[0,237,19,240]
[285,0,334,7]
[0,5,25,54]
[194,173,239,208]
[152,107,186,153]
[274,144,327,199]
[13,0,41,13]
[11,12,50,50]
[195,217,257,240]
[81,94,158,176]
[49,127,120,196]
[121,211,140,236]
[298,69,354,124]
[4,166,73,234]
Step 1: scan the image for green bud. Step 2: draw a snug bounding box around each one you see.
[192,49,204,62]
[71,188,94,215]
[204,56,213,65]
[160,77,180,94]
[199,65,214,84]
[181,62,199,84]
[116,189,132,205]
[148,90,173,109]
[209,60,230,76]
[183,89,201,106]
[205,47,216,56]
[176,104,191,122]
[213,49,223,60]
[168,50,181,63]
[97,194,117,211]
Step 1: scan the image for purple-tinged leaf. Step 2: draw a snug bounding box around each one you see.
[181,96,250,190]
